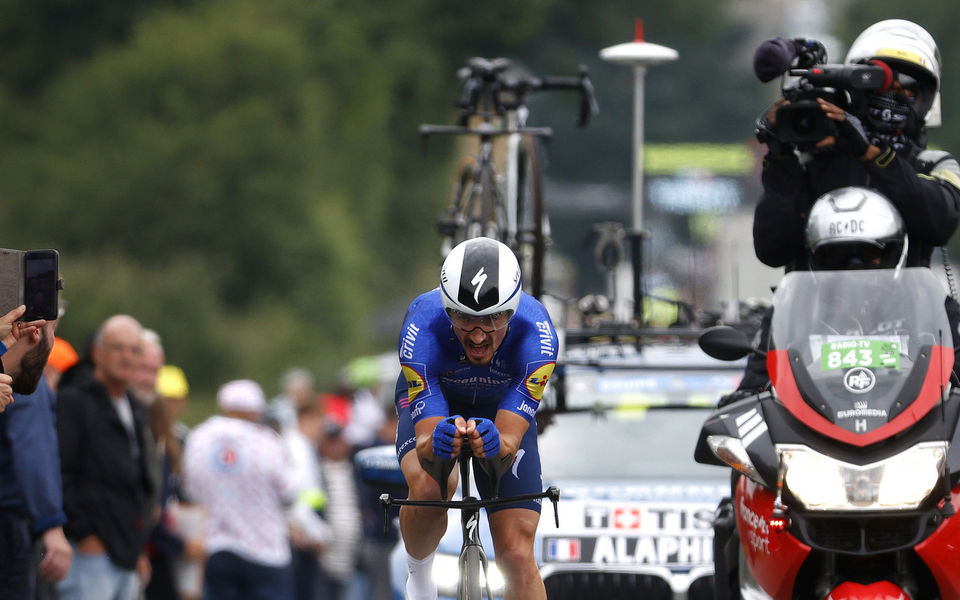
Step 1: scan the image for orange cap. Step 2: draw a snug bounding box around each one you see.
[47,337,79,374]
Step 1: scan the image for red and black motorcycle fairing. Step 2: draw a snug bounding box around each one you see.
[695,268,960,600]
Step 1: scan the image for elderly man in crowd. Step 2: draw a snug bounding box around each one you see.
[56,314,155,600]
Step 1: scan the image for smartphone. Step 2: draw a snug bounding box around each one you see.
[23,250,59,321]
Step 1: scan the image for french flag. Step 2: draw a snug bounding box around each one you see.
[546,538,581,562]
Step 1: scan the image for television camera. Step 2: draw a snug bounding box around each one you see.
[753,37,891,145]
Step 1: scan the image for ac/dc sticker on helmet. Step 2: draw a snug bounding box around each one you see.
[522,361,556,401]
[402,364,428,403]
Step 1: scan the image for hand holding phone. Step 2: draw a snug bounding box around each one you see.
[0,305,45,348]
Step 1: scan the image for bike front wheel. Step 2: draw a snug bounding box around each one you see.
[458,545,484,600]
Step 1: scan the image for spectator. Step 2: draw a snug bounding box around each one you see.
[57,314,155,600]
[356,408,401,600]
[268,368,316,433]
[318,387,352,430]
[283,399,331,600]
[316,421,361,600]
[146,365,204,600]
[340,357,388,448]
[184,379,297,600]
[131,329,164,407]
[45,336,79,392]
[0,305,44,413]
[37,334,79,600]
[0,314,71,598]
[131,328,165,542]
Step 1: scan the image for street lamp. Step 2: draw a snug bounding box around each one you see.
[600,19,677,325]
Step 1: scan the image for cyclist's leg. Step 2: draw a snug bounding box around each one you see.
[395,374,455,558]
[489,509,544,600]
[394,375,455,600]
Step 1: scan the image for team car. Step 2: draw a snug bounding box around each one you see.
[357,337,744,600]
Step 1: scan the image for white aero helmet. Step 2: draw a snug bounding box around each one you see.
[440,237,521,331]
[844,19,942,127]
[806,187,908,271]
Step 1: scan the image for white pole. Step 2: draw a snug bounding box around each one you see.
[600,20,677,324]
[632,64,646,236]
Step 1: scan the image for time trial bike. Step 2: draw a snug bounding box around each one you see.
[380,430,560,600]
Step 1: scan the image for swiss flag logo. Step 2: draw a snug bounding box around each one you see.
[613,508,641,529]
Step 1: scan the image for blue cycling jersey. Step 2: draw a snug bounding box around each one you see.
[397,288,558,424]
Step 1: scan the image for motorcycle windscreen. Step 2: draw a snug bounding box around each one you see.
[768,268,954,445]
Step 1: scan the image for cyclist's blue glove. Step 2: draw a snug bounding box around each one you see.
[470,417,501,457]
[432,416,462,459]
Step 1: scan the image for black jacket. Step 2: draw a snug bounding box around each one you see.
[753,147,960,270]
[57,375,154,570]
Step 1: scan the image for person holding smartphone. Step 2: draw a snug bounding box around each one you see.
[0,314,72,598]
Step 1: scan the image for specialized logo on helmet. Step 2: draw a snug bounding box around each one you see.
[844,367,876,394]
[471,267,488,304]
[458,240,500,311]
[402,365,427,402]
[523,361,556,401]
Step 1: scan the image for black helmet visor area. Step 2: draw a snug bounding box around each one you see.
[457,239,501,312]
[812,241,904,271]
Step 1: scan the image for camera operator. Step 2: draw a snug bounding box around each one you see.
[733,19,960,395]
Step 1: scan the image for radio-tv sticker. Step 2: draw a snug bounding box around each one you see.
[820,339,899,371]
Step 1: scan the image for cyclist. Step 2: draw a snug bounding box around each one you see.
[395,237,557,600]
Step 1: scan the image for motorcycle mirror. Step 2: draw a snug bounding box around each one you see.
[699,326,759,361]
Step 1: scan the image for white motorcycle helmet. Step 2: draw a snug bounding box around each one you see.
[806,187,908,271]
[440,237,522,332]
[844,19,942,127]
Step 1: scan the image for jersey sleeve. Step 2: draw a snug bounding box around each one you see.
[397,294,448,425]
[867,148,960,247]
[499,303,559,423]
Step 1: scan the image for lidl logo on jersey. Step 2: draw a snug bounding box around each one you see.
[523,361,556,400]
[402,364,427,402]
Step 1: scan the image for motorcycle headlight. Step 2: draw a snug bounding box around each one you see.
[779,442,947,511]
[433,553,505,596]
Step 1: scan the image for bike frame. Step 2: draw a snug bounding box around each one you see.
[423,57,596,299]
[380,447,560,600]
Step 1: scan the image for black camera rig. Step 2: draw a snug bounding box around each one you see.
[753,37,889,146]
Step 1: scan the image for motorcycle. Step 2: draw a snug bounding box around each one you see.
[696,267,960,599]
